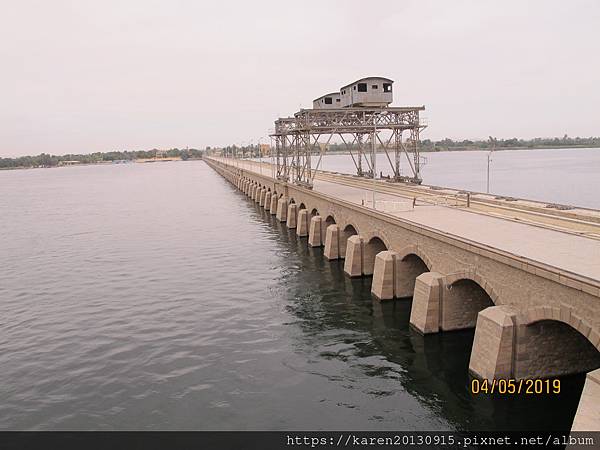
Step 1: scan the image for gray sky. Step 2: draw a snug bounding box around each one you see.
[1,0,599,157]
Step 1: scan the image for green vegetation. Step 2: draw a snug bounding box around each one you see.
[3,135,599,169]
[220,135,600,158]
[418,135,600,152]
[0,148,204,169]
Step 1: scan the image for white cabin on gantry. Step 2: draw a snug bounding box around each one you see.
[339,77,393,108]
[312,92,342,109]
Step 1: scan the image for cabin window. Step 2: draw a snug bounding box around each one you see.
[353,86,356,91]
[357,83,367,92]
[335,98,340,102]
[372,84,378,89]
[383,83,392,92]
[324,97,333,104]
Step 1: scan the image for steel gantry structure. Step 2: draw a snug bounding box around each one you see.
[271,106,427,188]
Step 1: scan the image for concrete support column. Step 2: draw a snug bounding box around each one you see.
[286,203,298,229]
[269,195,278,215]
[571,368,600,431]
[324,225,340,260]
[468,305,518,380]
[264,192,272,211]
[296,209,309,237]
[308,216,323,247]
[258,188,266,206]
[371,251,399,300]
[250,185,256,199]
[409,272,444,334]
[344,235,364,277]
[255,188,263,204]
[244,181,249,195]
[276,196,288,222]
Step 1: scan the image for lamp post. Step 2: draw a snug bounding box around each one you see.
[487,136,496,194]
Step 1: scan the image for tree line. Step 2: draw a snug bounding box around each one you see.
[215,135,600,158]
[0,148,204,169]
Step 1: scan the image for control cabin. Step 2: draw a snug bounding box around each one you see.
[312,92,342,109]
[339,77,393,108]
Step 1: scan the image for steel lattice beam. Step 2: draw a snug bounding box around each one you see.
[271,106,426,187]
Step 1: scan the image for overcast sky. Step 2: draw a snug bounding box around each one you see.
[1,0,599,157]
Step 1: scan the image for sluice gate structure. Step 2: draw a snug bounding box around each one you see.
[205,155,600,431]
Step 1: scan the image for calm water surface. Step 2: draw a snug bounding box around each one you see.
[313,148,600,209]
[0,160,585,430]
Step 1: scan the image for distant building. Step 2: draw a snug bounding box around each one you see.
[259,143,271,156]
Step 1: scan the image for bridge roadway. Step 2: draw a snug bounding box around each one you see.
[206,156,600,431]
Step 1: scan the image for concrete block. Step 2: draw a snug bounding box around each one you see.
[344,235,364,277]
[264,192,272,211]
[276,196,288,222]
[324,225,340,260]
[269,194,278,215]
[468,305,518,380]
[256,188,264,204]
[571,368,600,431]
[286,203,297,229]
[258,188,266,206]
[296,209,309,237]
[371,251,398,300]
[308,216,323,247]
[409,272,443,334]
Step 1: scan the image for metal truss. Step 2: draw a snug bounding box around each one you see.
[271,107,427,187]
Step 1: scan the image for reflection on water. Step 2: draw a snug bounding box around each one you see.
[0,161,585,431]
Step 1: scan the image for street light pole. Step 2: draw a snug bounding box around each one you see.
[487,136,496,194]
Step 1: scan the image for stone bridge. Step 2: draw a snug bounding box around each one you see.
[206,157,600,430]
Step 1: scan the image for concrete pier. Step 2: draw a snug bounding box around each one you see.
[572,368,600,431]
[276,196,288,222]
[308,216,323,247]
[269,194,277,214]
[409,272,444,334]
[286,203,297,229]
[296,209,309,237]
[468,306,518,379]
[264,191,272,211]
[324,225,340,260]
[344,235,364,277]
[371,251,398,300]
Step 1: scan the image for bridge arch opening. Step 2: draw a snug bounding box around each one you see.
[443,278,494,331]
[299,203,306,210]
[515,318,600,379]
[337,224,358,259]
[310,208,319,217]
[394,253,431,299]
[363,236,387,276]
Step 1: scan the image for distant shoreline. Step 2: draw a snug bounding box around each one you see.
[0,158,202,171]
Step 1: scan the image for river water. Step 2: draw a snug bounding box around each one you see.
[309,147,600,209]
[0,159,588,431]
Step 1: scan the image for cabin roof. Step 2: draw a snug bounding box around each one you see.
[340,77,394,90]
[313,92,341,102]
